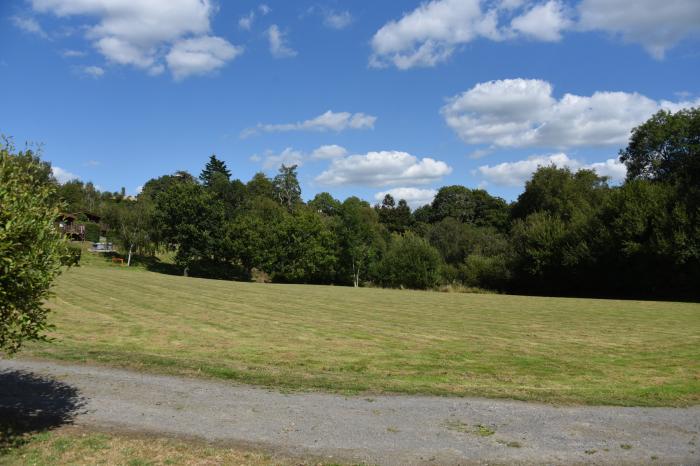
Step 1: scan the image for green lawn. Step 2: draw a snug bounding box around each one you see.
[22,258,700,407]
[1,427,297,465]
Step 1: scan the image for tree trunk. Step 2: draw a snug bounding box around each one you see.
[352,260,360,288]
[127,244,133,267]
[183,265,189,277]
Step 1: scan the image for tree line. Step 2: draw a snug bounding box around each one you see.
[55,108,700,299]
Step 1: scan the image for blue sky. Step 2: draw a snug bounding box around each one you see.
[2,0,699,206]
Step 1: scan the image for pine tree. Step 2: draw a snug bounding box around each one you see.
[199,154,231,186]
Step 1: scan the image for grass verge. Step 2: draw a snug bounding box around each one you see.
[0,426,324,465]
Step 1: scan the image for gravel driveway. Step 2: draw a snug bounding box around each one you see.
[1,358,698,465]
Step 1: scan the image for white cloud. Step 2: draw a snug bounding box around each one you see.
[242,110,377,137]
[12,16,49,38]
[323,10,353,30]
[166,36,242,80]
[82,65,105,78]
[370,0,700,68]
[267,25,297,58]
[476,153,627,186]
[370,0,502,69]
[316,151,452,187]
[586,157,627,181]
[52,166,79,184]
[442,78,700,149]
[374,187,437,209]
[255,148,304,170]
[259,4,271,15]
[510,1,570,41]
[29,0,241,79]
[238,11,255,30]
[577,0,700,59]
[311,144,348,159]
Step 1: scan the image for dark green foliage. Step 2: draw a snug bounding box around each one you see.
[428,218,512,290]
[152,180,226,276]
[63,245,82,266]
[309,192,341,216]
[592,179,699,297]
[431,185,476,223]
[246,172,275,200]
[337,197,386,287]
[227,196,287,273]
[430,185,510,230]
[0,141,68,353]
[511,166,609,222]
[199,154,231,186]
[378,232,442,289]
[376,195,413,233]
[84,222,100,242]
[141,171,195,200]
[621,108,699,190]
[413,204,433,224]
[271,207,338,283]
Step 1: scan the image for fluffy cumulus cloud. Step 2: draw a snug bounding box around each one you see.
[370,0,501,69]
[510,1,570,41]
[374,187,437,209]
[316,151,451,187]
[29,0,242,79]
[166,36,243,80]
[442,78,700,148]
[242,110,376,138]
[476,152,626,186]
[52,166,79,184]
[577,0,700,59]
[311,144,348,159]
[267,25,297,58]
[370,0,700,68]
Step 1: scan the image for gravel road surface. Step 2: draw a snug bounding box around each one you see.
[1,358,698,465]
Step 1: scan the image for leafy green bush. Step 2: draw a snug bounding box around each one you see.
[378,232,442,289]
[459,254,511,290]
[63,245,82,267]
[84,222,100,242]
[0,142,68,353]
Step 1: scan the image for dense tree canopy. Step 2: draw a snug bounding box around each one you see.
[39,107,699,298]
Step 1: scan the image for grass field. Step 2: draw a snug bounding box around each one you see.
[21,254,700,407]
[1,427,308,465]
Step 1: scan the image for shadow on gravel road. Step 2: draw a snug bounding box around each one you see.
[0,369,85,453]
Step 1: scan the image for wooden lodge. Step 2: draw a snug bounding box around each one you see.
[56,212,109,240]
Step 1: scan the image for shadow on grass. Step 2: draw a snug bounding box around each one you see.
[93,251,251,281]
[0,369,85,454]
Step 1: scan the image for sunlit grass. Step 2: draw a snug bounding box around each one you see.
[23,259,700,406]
[1,427,304,466]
